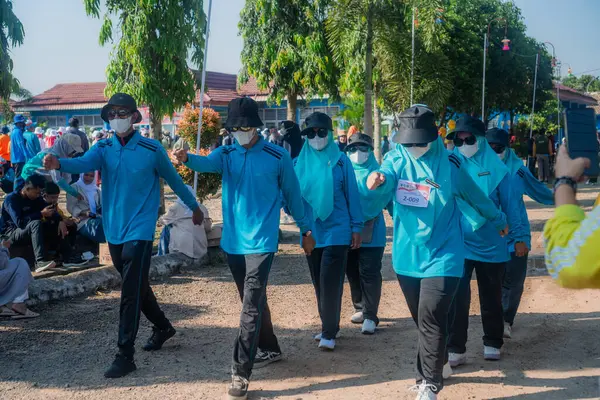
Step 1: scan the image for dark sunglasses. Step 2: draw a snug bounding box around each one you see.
[107,109,132,119]
[304,128,329,139]
[453,136,477,147]
[402,143,429,148]
[229,126,254,133]
[490,144,506,154]
[346,144,371,154]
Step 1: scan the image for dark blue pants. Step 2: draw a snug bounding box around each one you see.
[346,246,384,324]
[78,218,106,243]
[502,252,528,326]
[306,245,348,340]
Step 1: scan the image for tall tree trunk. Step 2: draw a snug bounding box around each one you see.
[149,105,166,215]
[363,2,374,137]
[373,83,382,163]
[287,91,297,122]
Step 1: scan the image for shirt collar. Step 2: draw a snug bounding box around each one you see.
[233,133,265,154]
[113,130,141,150]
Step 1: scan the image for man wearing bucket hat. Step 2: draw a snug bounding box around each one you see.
[486,128,553,338]
[11,115,29,180]
[173,97,314,400]
[43,93,203,379]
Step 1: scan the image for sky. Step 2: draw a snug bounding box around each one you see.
[10,0,600,96]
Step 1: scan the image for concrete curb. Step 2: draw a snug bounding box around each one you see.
[27,248,226,306]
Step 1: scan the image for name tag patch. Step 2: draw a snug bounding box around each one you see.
[396,180,431,208]
[478,171,491,177]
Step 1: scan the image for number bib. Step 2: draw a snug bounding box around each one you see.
[396,180,431,208]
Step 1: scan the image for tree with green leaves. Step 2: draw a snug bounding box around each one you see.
[562,74,600,93]
[239,0,339,122]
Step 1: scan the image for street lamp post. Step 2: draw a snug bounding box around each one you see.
[543,42,561,142]
[482,18,510,122]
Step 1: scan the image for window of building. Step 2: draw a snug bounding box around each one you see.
[35,115,67,128]
[299,106,340,123]
[71,115,104,128]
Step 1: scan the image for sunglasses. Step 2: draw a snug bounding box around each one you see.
[490,144,506,154]
[229,127,254,133]
[304,128,329,139]
[107,109,132,119]
[453,135,477,147]
[402,143,429,148]
[346,144,371,154]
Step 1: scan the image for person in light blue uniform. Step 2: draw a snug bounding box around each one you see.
[446,116,524,366]
[43,93,203,379]
[10,115,28,179]
[295,112,363,351]
[23,124,42,160]
[486,128,554,338]
[174,97,314,400]
[344,132,392,334]
[368,106,507,399]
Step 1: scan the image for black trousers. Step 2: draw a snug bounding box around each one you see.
[306,245,348,340]
[13,162,24,179]
[448,259,505,354]
[398,275,459,393]
[109,241,170,358]
[227,252,279,380]
[346,246,384,324]
[7,220,74,261]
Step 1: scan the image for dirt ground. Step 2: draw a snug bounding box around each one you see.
[1,188,600,400]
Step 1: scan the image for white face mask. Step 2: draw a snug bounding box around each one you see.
[498,149,506,160]
[308,136,329,151]
[109,117,132,135]
[459,142,479,158]
[233,129,256,146]
[406,143,431,159]
[349,150,370,164]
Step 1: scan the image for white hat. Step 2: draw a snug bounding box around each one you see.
[34,127,43,134]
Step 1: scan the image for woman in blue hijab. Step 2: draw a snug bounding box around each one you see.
[446,116,524,367]
[295,112,364,351]
[486,128,554,339]
[368,106,507,399]
[344,132,392,335]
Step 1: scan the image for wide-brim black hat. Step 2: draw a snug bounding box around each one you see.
[346,132,373,150]
[485,128,509,147]
[224,97,263,128]
[300,112,333,136]
[447,115,486,140]
[101,93,143,124]
[394,105,438,144]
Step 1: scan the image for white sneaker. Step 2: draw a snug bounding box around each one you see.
[314,332,340,341]
[361,319,376,335]
[503,322,512,338]
[350,311,364,324]
[442,362,453,379]
[318,338,335,351]
[448,352,466,367]
[82,251,95,261]
[483,346,501,361]
[410,381,438,400]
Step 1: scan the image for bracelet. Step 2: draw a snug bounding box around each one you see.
[553,176,577,194]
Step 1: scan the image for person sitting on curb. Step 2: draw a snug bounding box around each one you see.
[67,172,106,244]
[0,240,39,319]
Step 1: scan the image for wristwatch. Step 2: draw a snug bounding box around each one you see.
[553,176,577,194]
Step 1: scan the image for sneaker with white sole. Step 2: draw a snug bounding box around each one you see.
[442,362,453,379]
[318,338,335,351]
[361,319,376,334]
[314,332,340,341]
[253,349,282,369]
[410,381,438,400]
[483,346,501,360]
[448,352,466,367]
[227,375,249,400]
[35,260,56,273]
[350,311,364,324]
[63,255,88,267]
[503,322,512,338]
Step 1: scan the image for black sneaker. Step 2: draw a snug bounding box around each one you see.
[63,255,88,267]
[253,349,282,369]
[227,375,249,400]
[35,260,56,272]
[104,354,137,378]
[142,325,176,351]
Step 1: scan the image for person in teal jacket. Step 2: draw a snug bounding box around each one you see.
[295,112,364,351]
[23,124,42,159]
[344,132,392,335]
[10,115,28,179]
[368,106,507,399]
[446,116,524,366]
[486,128,554,338]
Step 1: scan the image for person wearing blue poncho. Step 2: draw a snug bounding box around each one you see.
[295,112,363,352]
[486,128,554,339]
[344,132,392,335]
[446,116,524,367]
[367,106,507,399]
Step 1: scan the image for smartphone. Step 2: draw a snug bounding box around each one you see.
[564,108,600,177]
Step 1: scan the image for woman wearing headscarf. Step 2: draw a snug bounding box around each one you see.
[445,116,523,366]
[67,171,106,243]
[295,112,363,351]
[0,242,38,319]
[485,128,554,338]
[367,106,508,400]
[344,132,392,334]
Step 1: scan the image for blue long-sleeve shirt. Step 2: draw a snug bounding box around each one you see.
[507,166,554,252]
[58,131,198,244]
[21,153,79,198]
[184,136,310,255]
[23,131,41,160]
[10,127,28,163]
[0,191,46,234]
[297,155,364,248]
[377,153,506,278]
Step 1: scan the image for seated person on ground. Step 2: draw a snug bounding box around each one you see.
[66,172,105,243]
[0,240,39,319]
[0,160,14,194]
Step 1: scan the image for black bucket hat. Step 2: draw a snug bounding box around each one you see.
[301,112,333,136]
[485,128,509,147]
[394,105,438,144]
[279,120,300,137]
[346,132,373,150]
[101,93,142,124]
[224,97,263,129]
[447,115,486,140]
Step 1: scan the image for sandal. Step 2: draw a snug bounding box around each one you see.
[11,308,39,320]
[0,306,17,317]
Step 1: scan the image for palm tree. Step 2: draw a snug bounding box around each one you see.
[1,0,25,102]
